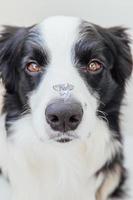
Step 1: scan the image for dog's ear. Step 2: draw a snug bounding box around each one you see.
[105,27,133,85]
[0,26,26,93]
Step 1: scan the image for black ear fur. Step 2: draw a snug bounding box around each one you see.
[106,27,132,85]
[0,26,27,93]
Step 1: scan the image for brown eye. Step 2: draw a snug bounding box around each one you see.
[87,60,103,72]
[26,62,42,73]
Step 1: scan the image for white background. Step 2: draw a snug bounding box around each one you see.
[0,0,133,28]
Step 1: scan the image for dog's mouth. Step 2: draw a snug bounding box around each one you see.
[51,134,77,143]
[56,137,72,143]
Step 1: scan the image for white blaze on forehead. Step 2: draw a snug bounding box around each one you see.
[38,16,81,64]
[36,16,84,87]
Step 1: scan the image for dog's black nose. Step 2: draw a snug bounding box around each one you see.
[45,99,83,132]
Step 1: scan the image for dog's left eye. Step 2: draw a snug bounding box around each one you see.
[26,62,42,73]
[87,59,103,72]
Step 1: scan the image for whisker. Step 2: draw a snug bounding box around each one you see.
[96,109,109,124]
[97,110,107,116]
[20,104,31,116]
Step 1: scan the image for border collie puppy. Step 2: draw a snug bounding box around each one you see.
[0,16,132,200]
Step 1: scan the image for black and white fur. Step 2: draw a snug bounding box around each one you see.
[0,16,132,200]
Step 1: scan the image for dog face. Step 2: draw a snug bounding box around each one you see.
[0,16,132,143]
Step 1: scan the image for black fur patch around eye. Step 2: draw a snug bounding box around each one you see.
[0,25,49,127]
[74,21,132,138]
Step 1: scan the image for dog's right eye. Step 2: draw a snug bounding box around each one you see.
[26,62,42,73]
[86,59,104,73]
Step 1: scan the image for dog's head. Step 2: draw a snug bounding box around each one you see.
[0,16,132,143]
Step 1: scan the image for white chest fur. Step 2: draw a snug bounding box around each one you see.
[7,141,103,200]
[0,117,121,200]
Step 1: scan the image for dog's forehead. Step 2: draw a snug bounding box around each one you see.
[37,16,81,55]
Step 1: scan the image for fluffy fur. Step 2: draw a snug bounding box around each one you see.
[0,16,132,200]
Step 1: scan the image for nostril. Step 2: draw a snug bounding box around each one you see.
[69,115,80,123]
[48,115,59,123]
